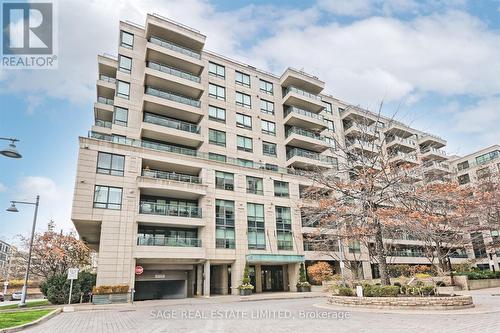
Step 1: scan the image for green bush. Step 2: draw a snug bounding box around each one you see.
[337,286,354,296]
[455,270,500,280]
[362,284,400,297]
[420,285,435,296]
[40,271,96,304]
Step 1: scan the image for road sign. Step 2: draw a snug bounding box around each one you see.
[3,281,8,286]
[67,268,79,280]
[135,266,144,275]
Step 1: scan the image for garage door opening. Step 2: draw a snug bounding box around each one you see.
[134,280,186,300]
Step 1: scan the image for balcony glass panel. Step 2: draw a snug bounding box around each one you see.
[143,112,200,133]
[149,36,201,59]
[139,202,202,218]
[146,61,200,83]
[141,169,202,184]
[283,86,321,101]
[137,235,202,247]
[145,86,201,108]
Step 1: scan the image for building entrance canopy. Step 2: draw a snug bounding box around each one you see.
[246,254,304,264]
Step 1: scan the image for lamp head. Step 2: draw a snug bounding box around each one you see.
[0,142,22,159]
[6,202,19,212]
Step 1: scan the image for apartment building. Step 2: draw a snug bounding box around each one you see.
[71,14,477,300]
[0,240,11,281]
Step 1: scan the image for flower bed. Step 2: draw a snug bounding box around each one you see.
[92,285,130,304]
[328,295,473,309]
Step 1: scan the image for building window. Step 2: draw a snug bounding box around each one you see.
[323,102,332,114]
[260,79,273,95]
[476,150,499,165]
[209,83,226,100]
[209,62,225,79]
[236,113,252,129]
[349,240,361,253]
[265,163,278,171]
[208,105,226,123]
[276,206,292,250]
[215,171,234,191]
[209,153,226,162]
[274,180,289,197]
[326,120,335,132]
[261,120,276,136]
[246,176,263,195]
[120,30,134,48]
[113,107,128,126]
[476,167,491,179]
[97,152,125,176]
[260,99,274,115]
[338,107,345,113]
[116,80,130,99]
[238,158,253,168]
[263,141,277,157]
[457,161,469,171]
[93,185,122,210]
[209,129,226,147]
[118,55,132,73]
[216,199,235,249]
[237,135,253,152]
[235,71,250,87]
[247,203,265,249]
[235,91,251,108]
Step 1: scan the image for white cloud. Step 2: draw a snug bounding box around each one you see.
[318,0,374,17]
[453,97,500,143]
[0,182,7,192]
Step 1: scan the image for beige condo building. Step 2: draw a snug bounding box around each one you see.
[71,14,493,300]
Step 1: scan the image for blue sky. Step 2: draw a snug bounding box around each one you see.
[1,0,499,243]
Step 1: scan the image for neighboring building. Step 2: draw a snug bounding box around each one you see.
[0,240,11,281]
[71,14,489,300]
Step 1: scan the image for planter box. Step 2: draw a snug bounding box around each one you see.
[239,289,252,296]
[437,286,460,296]
[92,293,129,304]
[297,286,311,292]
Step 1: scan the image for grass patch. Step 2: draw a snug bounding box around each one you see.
[0,309,53,329]
[0,300,50,310]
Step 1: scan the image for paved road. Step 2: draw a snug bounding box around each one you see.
[23,291,500,333]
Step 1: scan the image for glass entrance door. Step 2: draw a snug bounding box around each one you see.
[261,265,284,292]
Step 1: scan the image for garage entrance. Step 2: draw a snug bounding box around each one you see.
[134,280,186,300]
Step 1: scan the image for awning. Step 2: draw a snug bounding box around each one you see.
[246,254,305,264]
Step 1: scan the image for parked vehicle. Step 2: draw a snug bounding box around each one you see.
[11,291,22,301]
[0,293,4,302]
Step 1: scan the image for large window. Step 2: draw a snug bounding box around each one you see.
[261,120,276,136]
[118,55,132,73]
[238,158,253,168]
[276,206,292,250]
[323,101,333,114]
[215,171,234,191]
[247,203,265,249]
[260,79,273,95]
[209,83,226,100]
[209,62,225,79]
[458,174,470,185]
[237,135,253,152]
[120,30,134,48]
[93,185,122,210]
[208,105,226,123]
[113,107,128,126]
[260,99,274,115]
[348,240,361,253]
[457,161,469,171]
[235,92,251,108]
[116,80,130,99]
[236,113,252,129]
[97,152,125,176]
[209,152,226,162]
[235,71,251,87]
[476,150,499,165]
[263,141,277,157]
[265,163,278,171]
[246,176,263,195]
[216,199,235,249]
[209,129,226,147]
[274,180,289,197]
[325,119,335,132]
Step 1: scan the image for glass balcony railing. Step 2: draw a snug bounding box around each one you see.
[284,106,324,121]
[286,147,334,164]
[139,202,202,218]
[421,147,446,156]
[137,235,202,247]
[448,253,468,258]
[286,126,324,141]
[149,36,201,59]
[141,169,202,184]
[143,112,200,133]
[97,96,114,105]
[99,74,116,84]
[146,61,200,83]
[344,123,376,135]
[94,119,112,128]
[141,139,197,156]
[387,136,417,146]
[145,86,201,108]
[423,161,450,170]
[388,251,425,257]
[283,86,321,101]
[390,151,418,161]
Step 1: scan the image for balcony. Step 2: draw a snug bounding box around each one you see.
[137,235,202,247]
[420,147,447,161]
[386,136,418,153]
[144,61,203,99]
[146,14,205,52]
[343,123,378,140]
[346,139,379,156]
[418,133,446,149]
[340,107,378,124]
[142,112,203,148]
[423,161,451,174]
[138,202,205,228]
[280,67,324,95]
[97,74,116,90]
[286,148,336,169]
[285,126,328,152]
[135,236,205,259]
[387,250,425,257]
[144,86,203,123]
[139,169,206,199]
[384,121,416,138]
[146,35,204,74]
[282,86,325,113]
[94,96,114,120]
[94,119,112,129]
[389,151,418,165]
[283,106,327,130]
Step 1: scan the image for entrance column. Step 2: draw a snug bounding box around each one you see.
[221,264,228,295]
[203,260,210,297]
[196,264,203,296]
[283,264,289,291]
[288,263,299,292]
[231,262,239,295]
[255,265,262,293]
[362,261,373,280]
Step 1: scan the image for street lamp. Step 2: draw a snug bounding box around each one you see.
[6,195,40,307]
[0,138,22,159]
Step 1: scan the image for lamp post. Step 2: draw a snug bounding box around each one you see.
[6,195,40,307]
[0,138,22,159]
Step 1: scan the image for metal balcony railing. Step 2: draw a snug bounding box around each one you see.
[286,147,334,164]
[146,61,200,83]
[141,169,202,184]
[137,236,202,247]
[139,202,202,218]
[145,86,201,108]
[143,112,200,133]
[149,36,201,59]
[284,106,324,121]
[283,86,321,101]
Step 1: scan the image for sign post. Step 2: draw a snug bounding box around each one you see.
[67,268,79,305]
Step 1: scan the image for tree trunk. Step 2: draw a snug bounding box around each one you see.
[374,218,390,285]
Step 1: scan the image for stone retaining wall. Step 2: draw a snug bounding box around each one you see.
[328,295,473,310]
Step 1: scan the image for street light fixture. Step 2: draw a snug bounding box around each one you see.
[0,138,22,159]
[6,195,40,307]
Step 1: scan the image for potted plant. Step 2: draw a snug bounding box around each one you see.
[238,263,254,296]
[296,263,311,292]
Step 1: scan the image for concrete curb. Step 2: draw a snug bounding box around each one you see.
[0,308,61,333]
